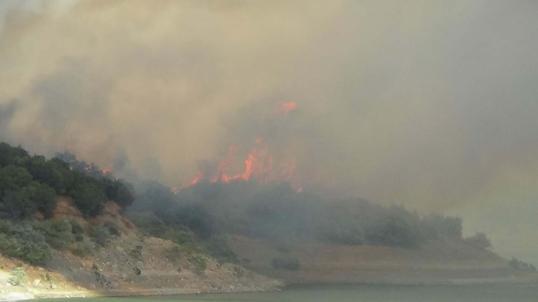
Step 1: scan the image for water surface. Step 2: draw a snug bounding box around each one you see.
[43,284,538,302]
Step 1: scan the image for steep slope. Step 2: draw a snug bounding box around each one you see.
[0,199,281,301]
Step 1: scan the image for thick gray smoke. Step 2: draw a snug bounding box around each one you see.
[0,0,537,263]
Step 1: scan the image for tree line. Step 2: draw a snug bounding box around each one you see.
[0,142,133,219]
[128,180,476,249]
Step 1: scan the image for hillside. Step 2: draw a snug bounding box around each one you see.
[0,142,536,300]
[0,199,280,301]
[229,235,520,285]
[0,142,280,300]
[128,180,538,286]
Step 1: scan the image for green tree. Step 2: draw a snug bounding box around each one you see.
[0,221,52,264]
[0,143,29,167]
[25,156,72,194]
[464,232,491,250]
[102,178,134,208]
[0,165,33,194]
[69,177,106,217]
[1,189,36,218]
[36,219,75,249]
[31,182,57,218]
[0,182,56,219]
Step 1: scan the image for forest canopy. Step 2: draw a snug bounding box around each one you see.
[129,181,467,249]
[0,142,134,219]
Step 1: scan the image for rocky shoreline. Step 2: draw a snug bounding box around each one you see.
[1,285,282,301]
[0,234,282,301]
[3,274,538,301]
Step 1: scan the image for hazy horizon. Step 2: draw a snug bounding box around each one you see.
[1,0,537,264]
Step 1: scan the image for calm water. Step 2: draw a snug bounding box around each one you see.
[43,284,538,302]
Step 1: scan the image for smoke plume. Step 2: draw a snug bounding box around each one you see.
[1,0,537,263]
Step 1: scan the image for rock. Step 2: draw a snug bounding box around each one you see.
[32,279,41,287]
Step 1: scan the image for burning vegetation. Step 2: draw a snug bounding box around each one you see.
[186,138,301,192]
[0,141,493,270]
[183,101,302,192]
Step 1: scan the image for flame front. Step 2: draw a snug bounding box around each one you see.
[184,102,302,191]
[278,101,298,115]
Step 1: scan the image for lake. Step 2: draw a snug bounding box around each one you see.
[41,284,538,302]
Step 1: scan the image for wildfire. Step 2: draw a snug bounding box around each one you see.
[182,101,302,191]
[278,101,298,115]
[188,138,294,186]
[183,102,302,191]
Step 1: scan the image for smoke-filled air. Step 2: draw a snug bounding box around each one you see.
[1,0,538,267]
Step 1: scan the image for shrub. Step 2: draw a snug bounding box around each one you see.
[103,221,121,236]
[129,245,143,261]
[0,143,29,167]
[188,254,207,274]
[232,266,245,278]
[319,221,365,245]
[275,242,291,254]
[127,212,168,237]
[0,221,52,264]
[421,215,463,240]
[24,156,72,195]
[35,219,75,249]
[0,166,55,219]
[8,267,26,286]
[1,189,37,219]
[70,236,96,257]
[464,233,491,250]
[102,178,134,208]
[164,228,196,246]
[365,213,421,248]
[89,225,113,247]
[69,176,106,217]
[203,236,238,264]
[0,142,136,218]
[508,257,537,272]
[70,220,85,241]
[271,257,300,271]
[0,182,56,219]
[28,182,57,218]
[165,245,183,263]
[173,204,214,239]
[0,165,33,193]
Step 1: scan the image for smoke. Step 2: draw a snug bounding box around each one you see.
[1,1,538,262]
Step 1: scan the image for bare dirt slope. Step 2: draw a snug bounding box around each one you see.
[229,235,530,285]
[0,201,281,301]
[0,200,534,301]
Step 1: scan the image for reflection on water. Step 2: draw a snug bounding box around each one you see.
[42,284,538,302]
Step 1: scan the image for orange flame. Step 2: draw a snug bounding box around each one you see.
[183,101,302,191]
[184,138,301,191]
[278,101,298,115]
[101,167,112,176]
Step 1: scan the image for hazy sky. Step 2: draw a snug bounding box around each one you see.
[0,0,537,264]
